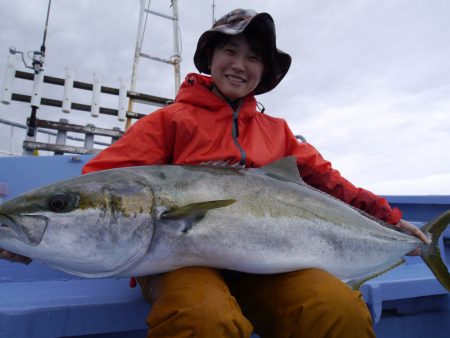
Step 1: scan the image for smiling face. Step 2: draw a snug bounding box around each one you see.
[210,34,265,101]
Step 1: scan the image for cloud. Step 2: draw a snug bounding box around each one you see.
[0,0,449,195]
[367,173,450,195]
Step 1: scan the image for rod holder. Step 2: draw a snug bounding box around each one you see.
[118,78,128,122]
[62,68,74,113]
[91,72,101,117]
[1,54,17,105]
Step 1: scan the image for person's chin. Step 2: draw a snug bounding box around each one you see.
[222,86,247,100]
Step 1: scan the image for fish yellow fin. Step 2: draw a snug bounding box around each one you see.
[347,259,405,290]
[420,209,450,291]
[161,199,236,233]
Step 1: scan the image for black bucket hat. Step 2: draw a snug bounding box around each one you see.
[194,9,292,95]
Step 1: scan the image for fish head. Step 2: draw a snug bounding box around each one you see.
[0,168,154,277]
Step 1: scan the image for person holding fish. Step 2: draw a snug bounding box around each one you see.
[1,8,430,338]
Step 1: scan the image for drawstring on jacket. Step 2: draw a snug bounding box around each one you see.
[256,101,265,113]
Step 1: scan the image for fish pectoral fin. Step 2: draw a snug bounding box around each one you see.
[161,199,236,233]
[261,157,305,184]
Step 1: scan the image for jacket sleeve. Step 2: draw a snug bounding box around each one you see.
[284,123,402,225]
[82,109,174,174]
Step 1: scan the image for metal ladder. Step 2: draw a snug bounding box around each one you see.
[126,0,181,130]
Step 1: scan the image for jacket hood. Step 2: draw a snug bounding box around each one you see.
[175,73,258,116]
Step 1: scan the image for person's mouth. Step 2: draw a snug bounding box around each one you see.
[225,74,246,84]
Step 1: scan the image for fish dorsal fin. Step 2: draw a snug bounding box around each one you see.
[200,160,244,168]
[260,157,304,184]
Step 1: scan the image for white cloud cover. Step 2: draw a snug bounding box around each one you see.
[0,0,449,195]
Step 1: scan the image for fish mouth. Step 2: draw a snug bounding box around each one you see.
[0,213,48,246]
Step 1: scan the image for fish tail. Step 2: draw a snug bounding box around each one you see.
[420,209,450,291]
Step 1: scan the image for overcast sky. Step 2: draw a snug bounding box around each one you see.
[0,0,449,195]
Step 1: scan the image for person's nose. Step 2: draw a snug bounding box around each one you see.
[231,54,246,72]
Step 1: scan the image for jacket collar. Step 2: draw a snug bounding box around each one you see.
[175,73,258,115]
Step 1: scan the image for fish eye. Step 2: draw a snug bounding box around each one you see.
[47,193,76,213]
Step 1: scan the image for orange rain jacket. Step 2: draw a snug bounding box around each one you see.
[82,73,402,225]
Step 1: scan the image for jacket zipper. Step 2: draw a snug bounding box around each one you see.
[231,102,247,166]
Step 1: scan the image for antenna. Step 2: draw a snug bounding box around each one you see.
[27,0,52,137]
[212,0,216,25]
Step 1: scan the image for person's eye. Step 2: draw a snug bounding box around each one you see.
[249,55,262,62]
[223,48,235,55]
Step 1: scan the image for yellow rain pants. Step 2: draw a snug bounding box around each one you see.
[137,267,375,338]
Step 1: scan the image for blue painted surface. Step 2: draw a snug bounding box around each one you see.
[0,155,449,338]
[0,154,94,200]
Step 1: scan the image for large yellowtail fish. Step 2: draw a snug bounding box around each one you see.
[0,157,449,290]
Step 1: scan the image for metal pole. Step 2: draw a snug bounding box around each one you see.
[84,124,95,150]
[172,0,181,94]
[112,127,122,143]
[28,0,52,137]
[212,0,215,25]
[126,0,147,130]
[54,118,68,155]
[9,125,14,155]
[27,106,38,137]
[41,0,52,53]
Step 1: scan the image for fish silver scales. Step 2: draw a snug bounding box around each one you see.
[0,157,449,290]
[130,162,421,280]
